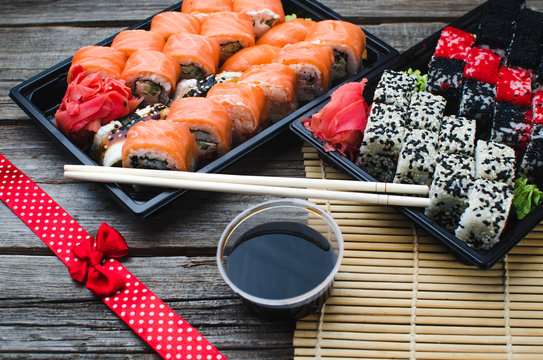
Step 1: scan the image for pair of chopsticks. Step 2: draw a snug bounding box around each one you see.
[63,165,431,207]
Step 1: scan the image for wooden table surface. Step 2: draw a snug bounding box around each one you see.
[1,1,542,358]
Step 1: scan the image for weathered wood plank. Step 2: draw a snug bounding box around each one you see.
[0,255,294,359]
[5,0,540,26]
[0,126,305,253]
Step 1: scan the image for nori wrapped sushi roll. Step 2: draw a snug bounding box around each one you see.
[455,179,514,251]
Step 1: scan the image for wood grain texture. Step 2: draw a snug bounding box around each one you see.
[3,0,543,358]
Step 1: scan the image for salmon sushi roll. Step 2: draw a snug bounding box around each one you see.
[67,45,127,83]
[256,18,316,48]
[305,20,366,78]
[167,97,233,160]
[272,41,334,101]
[238,63,297,122]
[150,11,201,40]
[122,119,199,171]
[181,0,233,20]
[219,44,280,72]
[122,50,181,106]
[200,11,255,63]
[163,33,221,80]
[111,30,165,56]
[207,82,267,143]
[232,0,285,37]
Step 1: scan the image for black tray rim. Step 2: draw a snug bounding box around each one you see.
[9,0,399,218]
[289,1,543,269]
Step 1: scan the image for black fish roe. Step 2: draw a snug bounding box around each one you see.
[491,102,531,152]
[458,78,495,140]
[427,57,465,110]
[485,0,523,21]
[520,124,543,180]
[475,16,514,50]
[507,35,541,70]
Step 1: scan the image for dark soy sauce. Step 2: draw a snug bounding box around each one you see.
[225,221,336,300]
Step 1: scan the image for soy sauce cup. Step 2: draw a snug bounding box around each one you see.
[217,199,344,319]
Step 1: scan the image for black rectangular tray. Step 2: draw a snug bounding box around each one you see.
[9,0,398,218]
[290,2,543,269]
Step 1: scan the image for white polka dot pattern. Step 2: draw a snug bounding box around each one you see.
[0,154,226,360]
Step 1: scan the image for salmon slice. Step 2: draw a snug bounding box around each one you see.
[200,11,255,63]
[305,20,366,77]
[273,41,334,101]
[256,18,315,47]
[233,0,285,37]
[238,62,297,122]
[67,46,127,83]
[181,0,233,19]
[122,119,199,171]
[111,29,165,56]
[121,50,180,105]
[167,97,233,158]
[150,11,201,40]
[207,82,267,143]
[219,44,280,72]
[163,33,221,79]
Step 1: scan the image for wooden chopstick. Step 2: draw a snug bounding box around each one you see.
[63,165,431,208]
[64,165,429,195]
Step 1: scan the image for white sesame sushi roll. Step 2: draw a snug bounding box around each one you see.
[455,179,514,251]
[475,140,516,185]
[394,129,438,186]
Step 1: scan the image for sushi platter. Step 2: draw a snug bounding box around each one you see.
[291,0,543,268]
[8,0,397,217]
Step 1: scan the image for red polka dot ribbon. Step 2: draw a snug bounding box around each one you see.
[0,153,226,360]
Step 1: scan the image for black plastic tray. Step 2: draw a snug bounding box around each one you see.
[290,2,542,269]
[9,0,398,217]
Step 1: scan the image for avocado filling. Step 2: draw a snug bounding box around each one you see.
[264,18,276,27]
[191,130,218,159]
[301,73,316,87]
[333,50,348,78]
[221,41,243,59]
[135,80,163,104]
[182,64,204,80]
[130,155,169,170]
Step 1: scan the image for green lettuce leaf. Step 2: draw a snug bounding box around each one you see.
[513,178,543,220]
[285,13,312,21]
[405,68,427,92]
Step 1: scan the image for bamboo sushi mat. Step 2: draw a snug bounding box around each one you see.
[295,144,543,360]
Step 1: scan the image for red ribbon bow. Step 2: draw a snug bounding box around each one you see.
[68,223,129,297]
